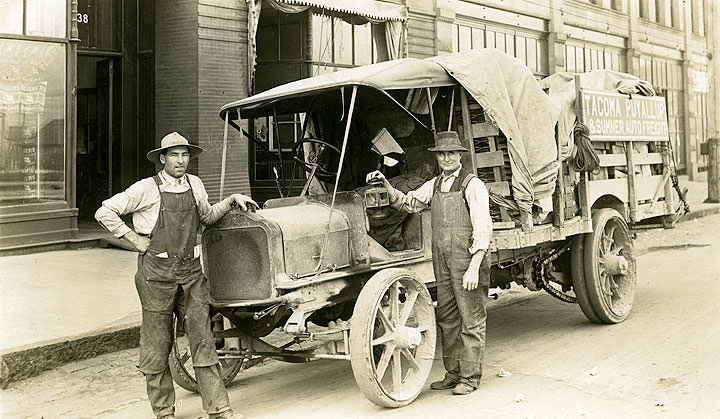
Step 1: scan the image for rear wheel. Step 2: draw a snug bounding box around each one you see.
[349,268,436,408]
[169,314,245,392]
[572,209,636,324]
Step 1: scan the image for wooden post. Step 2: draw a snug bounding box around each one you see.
[219,112,229,199]
[661,143,676,213]
[459,88,476,171]
[625,142,638,222]
[708,137,720,203]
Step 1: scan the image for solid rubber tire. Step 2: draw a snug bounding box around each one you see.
[570,234,604,324]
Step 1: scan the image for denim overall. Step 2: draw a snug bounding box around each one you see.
[134,175,230,418]
[431,167,491,389]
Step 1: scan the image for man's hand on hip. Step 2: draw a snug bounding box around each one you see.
[124,231,151,254]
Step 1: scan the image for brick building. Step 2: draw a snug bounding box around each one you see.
[0,0,717,250]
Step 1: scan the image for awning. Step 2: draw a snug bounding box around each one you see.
[272,0,408,21]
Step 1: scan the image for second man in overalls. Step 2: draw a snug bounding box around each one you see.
[366,130,492,395]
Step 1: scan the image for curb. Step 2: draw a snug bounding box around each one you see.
[0,323,140,389]
[677,205,720,223]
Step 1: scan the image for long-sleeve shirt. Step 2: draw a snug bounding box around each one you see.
[388,167,492,254]
[95,170,235,238]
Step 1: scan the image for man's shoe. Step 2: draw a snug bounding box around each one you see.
[430,377,457,390]
[452,382,476,395]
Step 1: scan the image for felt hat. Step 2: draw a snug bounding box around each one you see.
[146,132,204,164]
[427,131,468,152]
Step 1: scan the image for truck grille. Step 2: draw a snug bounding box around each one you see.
[203,227,273,302]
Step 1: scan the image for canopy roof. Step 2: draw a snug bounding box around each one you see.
[221,50,560,213]
[220,58,455,119]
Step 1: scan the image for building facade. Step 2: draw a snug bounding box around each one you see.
[0,0,717,250]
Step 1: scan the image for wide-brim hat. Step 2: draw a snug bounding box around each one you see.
[146,132,204,164]
[428,131,468,152]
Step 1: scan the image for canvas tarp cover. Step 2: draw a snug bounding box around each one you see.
[429,50,560,212]
[539,70,656,160]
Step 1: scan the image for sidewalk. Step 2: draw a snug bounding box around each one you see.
[1,174,718,387]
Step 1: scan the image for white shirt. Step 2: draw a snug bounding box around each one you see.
[388,167,492,254]
[95,170,234,238]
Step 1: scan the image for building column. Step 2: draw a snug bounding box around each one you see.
[656,0,669,26]
[548,0,567,74]
[434,1,455,55]
[683,0,699,180]
[626,0,642,75]
[68,0,80,236]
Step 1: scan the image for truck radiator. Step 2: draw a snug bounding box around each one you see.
[203,227,273,302]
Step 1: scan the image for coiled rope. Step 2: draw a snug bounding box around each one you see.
[571,122,600,173]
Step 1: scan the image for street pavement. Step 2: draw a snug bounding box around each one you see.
[0,173,718,387]
[2,211,720,418]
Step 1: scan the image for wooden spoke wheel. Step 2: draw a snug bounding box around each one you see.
[571,209,636,324]
[169,314,245,392]
[349,268,436,408]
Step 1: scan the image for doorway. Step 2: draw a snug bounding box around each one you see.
[76,55,122,219]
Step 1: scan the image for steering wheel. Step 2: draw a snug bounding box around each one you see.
[292,138,342,182]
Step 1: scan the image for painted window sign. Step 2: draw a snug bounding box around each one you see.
[581,90,669,142]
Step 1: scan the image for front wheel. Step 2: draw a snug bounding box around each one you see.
[349,268,436,408]
[572,208,636,324]
[169,314,245,392]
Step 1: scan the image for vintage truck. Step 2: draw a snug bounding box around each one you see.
[168,49,685,407]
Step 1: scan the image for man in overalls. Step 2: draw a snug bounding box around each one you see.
[96,132,256,418]
[366,131,492,395]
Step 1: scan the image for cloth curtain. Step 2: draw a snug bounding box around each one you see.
[247,0,262,93]
[384,19,406,60]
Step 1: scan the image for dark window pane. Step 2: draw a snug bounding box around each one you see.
[279,12,302,60]
[139,0,155,51]
[78,0,121,50]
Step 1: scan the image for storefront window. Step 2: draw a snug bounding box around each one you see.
[26,0,66,38]
[0,0,24,35]
[0,0,65,38]
[0,39,66,205]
